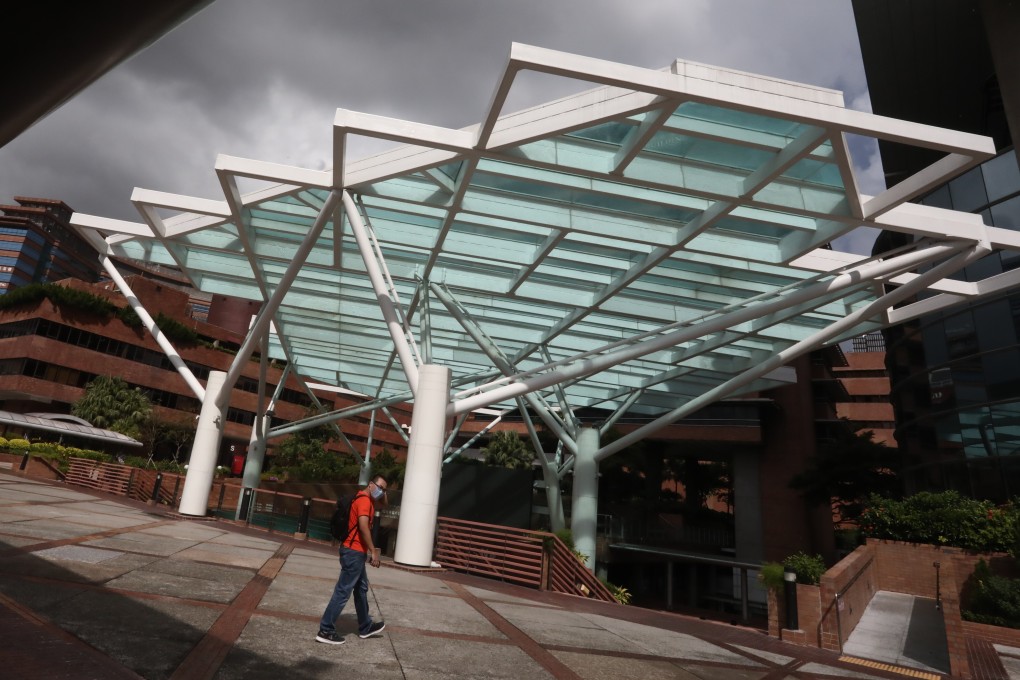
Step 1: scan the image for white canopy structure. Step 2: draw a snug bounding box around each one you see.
[71,45,1018,567]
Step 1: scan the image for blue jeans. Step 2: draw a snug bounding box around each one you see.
[319,546,373,635]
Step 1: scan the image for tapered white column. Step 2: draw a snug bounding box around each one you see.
[394,365,450,567]
[179,371,227,516]
[542,463,566,532]
[571,427,599,571]
[242,422,266,489]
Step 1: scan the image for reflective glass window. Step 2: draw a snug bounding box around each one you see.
[921,321,948,366]
[975,299,1015,351]
[965,253,1002,281]
[985,349,1020,401]
[982,152,1020,203]
[920,185,952,209]
[990,194,1020,231]
[948,167,988,212]
[1003,248,1020,272]
[944,310,977,360]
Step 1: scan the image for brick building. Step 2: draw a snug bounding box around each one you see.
[0,275,409,466]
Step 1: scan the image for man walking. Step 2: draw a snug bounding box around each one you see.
[315,475,388,645]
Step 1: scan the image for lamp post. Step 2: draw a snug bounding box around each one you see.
[784,567,799,630]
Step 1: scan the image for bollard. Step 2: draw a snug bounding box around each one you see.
[238,487,253,523]
[150,472,163,505]
[934,561,942,610]
[18,451,30,471]
[783,567,799,630]
[295,497,311,538]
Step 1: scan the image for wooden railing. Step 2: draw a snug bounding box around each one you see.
[435,516,617,603]
[65,457,233,510]
[66,457,134,496]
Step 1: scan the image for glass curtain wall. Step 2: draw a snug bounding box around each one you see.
[885,149,1020,500]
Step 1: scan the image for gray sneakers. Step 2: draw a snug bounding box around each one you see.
[315,630,345,645]
[359,621,386,639]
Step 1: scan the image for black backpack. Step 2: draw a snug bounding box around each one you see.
[329,493,358,543]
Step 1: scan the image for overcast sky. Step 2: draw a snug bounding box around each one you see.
[0,0,882,253]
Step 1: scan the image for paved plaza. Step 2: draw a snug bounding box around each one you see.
[2,471,1018,679]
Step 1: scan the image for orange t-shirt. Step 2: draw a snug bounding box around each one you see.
[342,491,373,553]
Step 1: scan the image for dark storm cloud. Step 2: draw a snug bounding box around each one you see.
[1,0,876,247]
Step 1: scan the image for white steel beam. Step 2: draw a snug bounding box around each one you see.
[99,256,206,400]
[450,242,965,416]
[594,243,987,461]
[342,191,421,394]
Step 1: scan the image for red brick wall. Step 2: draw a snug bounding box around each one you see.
[818,544,877,651]
[870,539,949,598]
[0,451,62,480]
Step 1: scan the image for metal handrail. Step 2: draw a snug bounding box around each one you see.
[609,542,761,619]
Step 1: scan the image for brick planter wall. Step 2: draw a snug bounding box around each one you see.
[818,543,877,651]
[766,580,823,646]
[0,451,63,480]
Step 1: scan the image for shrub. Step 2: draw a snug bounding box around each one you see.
[117,305,143,328]
[554,528,575,551]
[30,442,61,456]
[73,449,112,463]
[859,491,1020,553]
[783,552,826,585]
[0,437,8,449]
[962,560,1020,629]
[599,577,632,605]
[7,438,31,450]
[154,313,199,345]
[0,283,117,316]
[153,459,184,473]
[758,562,786,590]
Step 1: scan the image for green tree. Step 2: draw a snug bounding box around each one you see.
[370,448,406,487]
[482,431,534,470]
[72,376,153,440]
[269,418,364,482]
[789,424,902,523]
[272,424,331,471]
[137,413,196,465]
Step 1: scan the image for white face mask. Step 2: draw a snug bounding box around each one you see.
[370,486,384,500]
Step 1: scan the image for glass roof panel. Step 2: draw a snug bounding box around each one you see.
[645,130,774,172]
[672,101,807,138]
[81,47,994,419]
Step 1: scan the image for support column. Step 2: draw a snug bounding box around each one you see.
[241,421,266,490]
[358,459,373,486]
[571,427,599,571]
[179,371,227,516]
[394,364,450,567]
[541,464,565,532]
[359,409,377,486]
